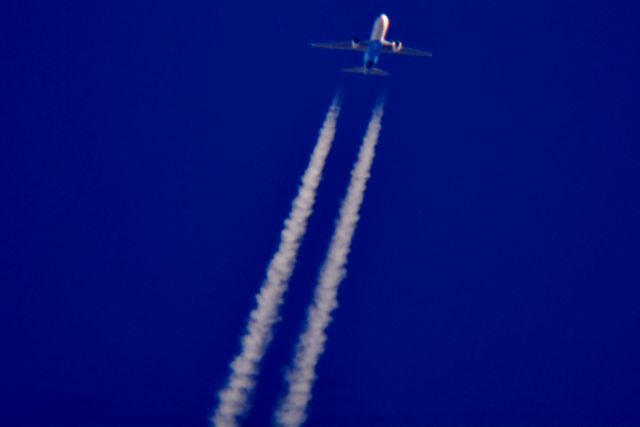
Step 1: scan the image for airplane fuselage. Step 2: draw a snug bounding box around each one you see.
[364,14,390,69]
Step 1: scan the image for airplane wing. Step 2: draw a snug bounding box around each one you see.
[311,41,369,52]
[382,45,433,57]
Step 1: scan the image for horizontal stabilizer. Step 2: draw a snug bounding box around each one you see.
[341,66,389,77]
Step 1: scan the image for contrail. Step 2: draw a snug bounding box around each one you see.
[211,96,342,427]
[275,100,385,427]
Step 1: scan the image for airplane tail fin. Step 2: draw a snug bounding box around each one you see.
[341,66,389,77]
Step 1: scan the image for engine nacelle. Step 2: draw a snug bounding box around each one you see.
[392,40,403,53]
[352,36,360,49]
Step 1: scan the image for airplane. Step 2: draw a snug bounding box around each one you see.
[311,14,432,76]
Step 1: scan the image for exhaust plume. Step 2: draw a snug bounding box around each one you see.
[275,100,385,427]
[211,96,342,427]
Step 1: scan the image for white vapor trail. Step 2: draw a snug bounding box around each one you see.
[275,100,385,427]
[211,96,342,427]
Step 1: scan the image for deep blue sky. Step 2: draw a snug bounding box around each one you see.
[2,1,640,426]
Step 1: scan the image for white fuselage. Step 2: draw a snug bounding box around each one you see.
[370,14,390,41]
[364,14,390,69]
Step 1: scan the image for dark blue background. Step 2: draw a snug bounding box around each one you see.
[2,1,639,426]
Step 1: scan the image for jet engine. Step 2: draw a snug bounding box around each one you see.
[351,36,360,48]
[392,40,403,53]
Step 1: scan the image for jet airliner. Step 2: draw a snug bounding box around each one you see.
[312,14,432,76]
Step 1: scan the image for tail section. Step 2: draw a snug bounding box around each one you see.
[341,66,389,77]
